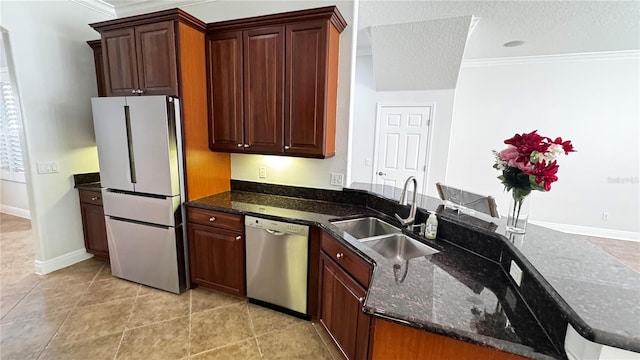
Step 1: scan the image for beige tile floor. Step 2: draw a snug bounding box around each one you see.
[0,214,342,360]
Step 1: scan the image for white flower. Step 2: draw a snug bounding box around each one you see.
[542,144,564,162]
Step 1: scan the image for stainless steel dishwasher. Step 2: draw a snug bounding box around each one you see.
[245,216,310,317]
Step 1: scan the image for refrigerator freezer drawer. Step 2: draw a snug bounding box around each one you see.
[106,217,184,294]
[102,190,180,227]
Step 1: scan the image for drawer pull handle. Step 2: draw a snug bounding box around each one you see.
[336,253,344,259]
[91,197,99,201]
[209,217,216,222]
[235,235,241,240]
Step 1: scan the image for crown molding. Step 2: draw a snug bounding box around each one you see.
[69,0,116,18]
[462,50,640,67]
[115,0,215,17]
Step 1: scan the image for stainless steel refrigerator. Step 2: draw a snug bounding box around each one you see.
[91,95,187,294]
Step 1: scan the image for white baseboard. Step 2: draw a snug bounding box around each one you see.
[34,249,94,275]
[530,221,640,242]
[0,205,31,219]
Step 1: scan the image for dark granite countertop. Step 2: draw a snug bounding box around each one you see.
[73,172,101,191]
[186,186,562,359]
[349,182,640,354]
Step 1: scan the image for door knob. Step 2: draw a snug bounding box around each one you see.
[377,171,386,176]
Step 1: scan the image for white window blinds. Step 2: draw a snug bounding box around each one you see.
[0,80,25,182]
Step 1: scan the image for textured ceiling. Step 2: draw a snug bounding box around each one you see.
[359,1,640,59]
[370,16,472,90]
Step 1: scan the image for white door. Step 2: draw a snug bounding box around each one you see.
[373,105,433,192]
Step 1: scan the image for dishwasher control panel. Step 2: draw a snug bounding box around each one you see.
[245,216,309,236]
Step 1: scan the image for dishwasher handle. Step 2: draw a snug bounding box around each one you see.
[264,228,286,236]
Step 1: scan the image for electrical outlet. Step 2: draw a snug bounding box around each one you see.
[509,260,523,287]
[37,162,59,174]
[259,166,267,179]
[330,173,344,186]
[602,212,609,221]
[365,158,372,166]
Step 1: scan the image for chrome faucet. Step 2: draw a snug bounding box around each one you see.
[395,176,418,227]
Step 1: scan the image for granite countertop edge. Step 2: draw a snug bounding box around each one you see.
[185,192,561,360]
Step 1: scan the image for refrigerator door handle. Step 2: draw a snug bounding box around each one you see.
[124,105,137,184]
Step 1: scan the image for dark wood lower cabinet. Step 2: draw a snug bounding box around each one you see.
[78,190,109,260]
[319,252,371,360]
[187,222,245,296]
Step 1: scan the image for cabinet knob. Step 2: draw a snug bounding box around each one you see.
[235,235,241,240]
[243,144,250,148]
[237,144,243,148]
[91,197,99,201]
[359,297,365,304]
[131,90,137,94]
[136,89,144,94]
[284,146,290,150]
[209,216,216,222]
[336,253,344,259]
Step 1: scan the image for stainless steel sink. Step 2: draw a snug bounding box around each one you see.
[362,234,439,261]
[331,217,401,239]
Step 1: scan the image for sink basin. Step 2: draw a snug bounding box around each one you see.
[362,234,439,262]
[331,217,401,239]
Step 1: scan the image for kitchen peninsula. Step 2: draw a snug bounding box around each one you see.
[185,180,640,360]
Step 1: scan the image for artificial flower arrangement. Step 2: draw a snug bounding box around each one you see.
[493,130,575,229]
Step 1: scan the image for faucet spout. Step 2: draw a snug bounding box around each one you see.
[395,176,418,227]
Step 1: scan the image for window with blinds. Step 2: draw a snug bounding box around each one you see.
[0,79,25,183]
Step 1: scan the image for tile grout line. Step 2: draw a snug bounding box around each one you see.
[312,322,340,360]
[112,284,142,360]
[35,262,106,359]
[245,302,264,358]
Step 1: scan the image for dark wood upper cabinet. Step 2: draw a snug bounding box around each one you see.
[101,27,138,96]
[134,21,178,95]
[207,31,244,151]
[243,26,284,154]
[206,6,346,158]
[87,40,107,97]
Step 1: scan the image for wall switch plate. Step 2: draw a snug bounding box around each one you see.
[509,260,523,287]
[602,212,609,221]
[259,166,267,179]
[37,162,59,174]
[330,173,344,186]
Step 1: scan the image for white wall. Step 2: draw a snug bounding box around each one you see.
[161,0,356,190]
[1,1,111,266]
[0,180,29,218]
[447,53,640,234]
[350,54,455,197]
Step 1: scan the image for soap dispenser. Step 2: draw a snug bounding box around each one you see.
[425,213,438,240]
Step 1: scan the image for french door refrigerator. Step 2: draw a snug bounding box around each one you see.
[91,95,187,294]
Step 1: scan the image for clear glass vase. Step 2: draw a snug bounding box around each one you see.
[506,194,530,234]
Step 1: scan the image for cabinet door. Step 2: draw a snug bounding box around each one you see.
[207,31,244,152]
[188,223,245,296]
[284,21,328,157]
[319,252,371,360]
[243,26,284,154]
[102,27,139,97]
[80,203,109,259]
[134,21,178,96]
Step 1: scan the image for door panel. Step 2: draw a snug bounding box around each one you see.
[207,31,244,151]
[126,96,179,196]
[284,21,327,156]
[243,27,284,153]
[101,28,138,96]
[134,21,178,95]
[106,217,180,293]
[91,97,134,192]
[374,106,433,192]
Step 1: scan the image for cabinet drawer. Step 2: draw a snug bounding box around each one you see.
[79,189,103,206]
[187,207,243,231]
[321,231,372,288]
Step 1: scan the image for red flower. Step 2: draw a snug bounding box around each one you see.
[549,137,576,154]
[504,130,551,164]
[526,160,559,191]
